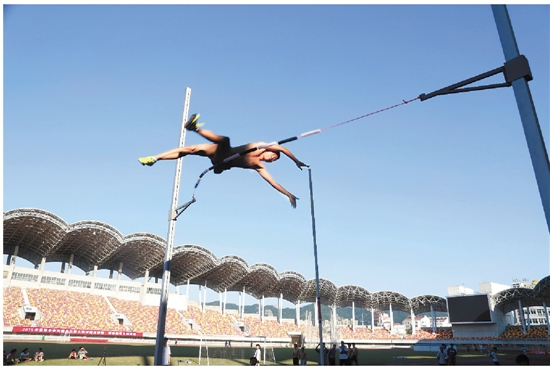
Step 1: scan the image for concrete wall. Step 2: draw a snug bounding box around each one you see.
[3,264,188,310]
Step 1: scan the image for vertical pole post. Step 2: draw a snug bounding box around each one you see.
[527,306,532,331]
[67,253,73,275]
[410,308,416,335]
[296,300,301,327]
[431,304,436,334]
[278,293,283,324]
[198,334,202,365]
[352,301,355,332]
[492,5,550,233]
[261,295,265,321]
[308,168,324,365]
[389,303,394,334]
[238,292,242,318]
[154,87,192,366]
[203,280,208,311]
[519,300,526,334]
[224,289,227,315]
[12,245,19,266]
[242,287,246,320]
[543,302,549,334]
[332,306,337,339]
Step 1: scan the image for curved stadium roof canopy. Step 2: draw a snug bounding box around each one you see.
[5,208,549,313]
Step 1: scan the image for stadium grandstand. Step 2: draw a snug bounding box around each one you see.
[3,208,550,347]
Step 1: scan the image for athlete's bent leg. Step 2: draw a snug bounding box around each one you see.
[195,129,230,145]
[156,144,213,160]
[139,144,215,166]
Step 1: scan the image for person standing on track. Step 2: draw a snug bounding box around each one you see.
[253,344,261,366]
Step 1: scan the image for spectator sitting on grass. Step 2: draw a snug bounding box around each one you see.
[6,349,19,365]
[34,348,44,362]
[19,348,32,363]
[78,347,89,360]
[68,349,78,359]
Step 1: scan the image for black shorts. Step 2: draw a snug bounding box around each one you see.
[212,137,232,173]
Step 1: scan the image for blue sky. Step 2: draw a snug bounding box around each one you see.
[3,4,549,309]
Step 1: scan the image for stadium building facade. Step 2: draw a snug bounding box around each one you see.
[3,208,550,346]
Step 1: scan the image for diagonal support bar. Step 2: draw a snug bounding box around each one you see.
[419,54,532,101]
[174,197,197,220]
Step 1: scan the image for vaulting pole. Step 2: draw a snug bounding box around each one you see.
[154,87,192,366]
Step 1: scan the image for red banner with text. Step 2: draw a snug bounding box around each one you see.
[11,326,143,338]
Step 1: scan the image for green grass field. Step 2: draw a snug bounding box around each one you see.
[4,341,550,365]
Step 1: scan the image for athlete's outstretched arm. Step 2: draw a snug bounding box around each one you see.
[256,167,298,208]
[266,145,308,170]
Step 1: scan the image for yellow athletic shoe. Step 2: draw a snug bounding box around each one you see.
[138,156,156,166]
[184,113,204,131]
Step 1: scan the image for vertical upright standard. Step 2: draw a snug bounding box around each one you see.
[308,168,325,365]
[154,87,192,366]
[492,5,550,233]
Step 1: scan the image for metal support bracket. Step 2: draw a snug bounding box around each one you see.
[419,54,532,101]
[169,197,197,221]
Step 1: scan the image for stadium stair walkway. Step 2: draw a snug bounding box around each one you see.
[22,287,30,306]
[103,295,118,313]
